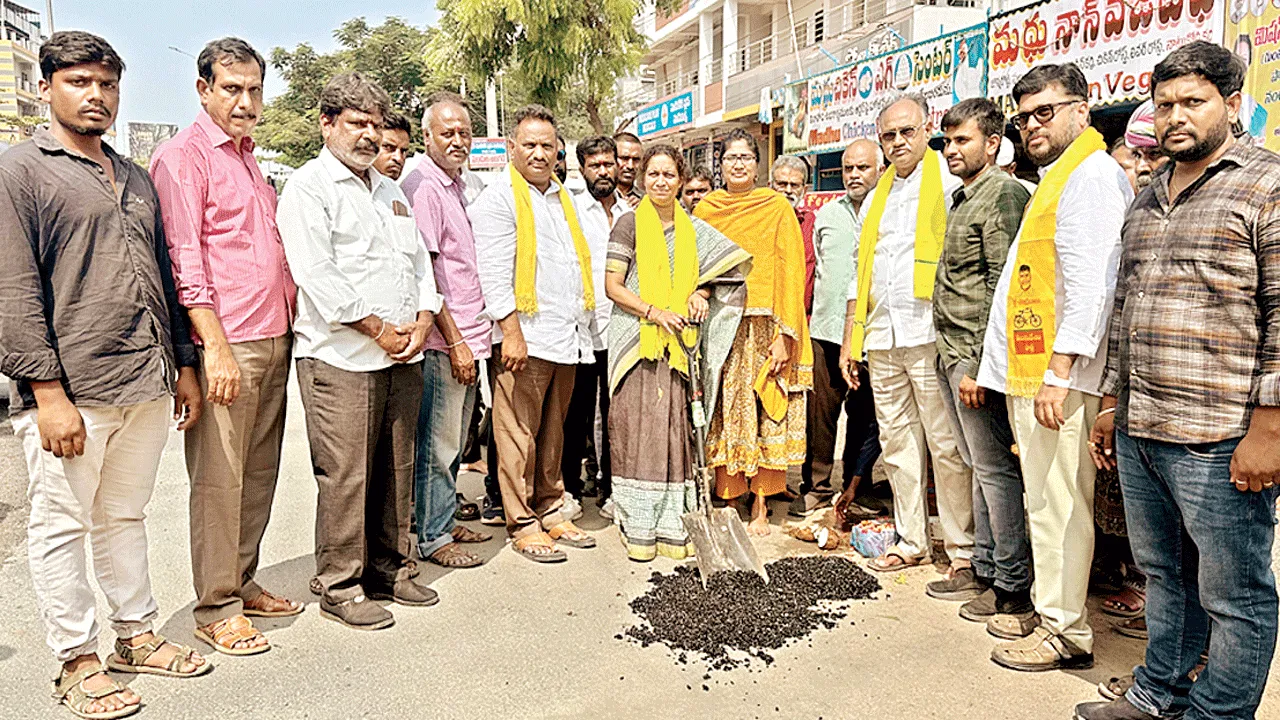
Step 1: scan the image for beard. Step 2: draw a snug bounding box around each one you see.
[68,124,107,137]
[588,176,617,199]
[1163,122,1231,162]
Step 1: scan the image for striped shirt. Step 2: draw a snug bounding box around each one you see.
[1101,139,1280,443]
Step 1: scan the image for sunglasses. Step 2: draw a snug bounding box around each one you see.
[878,124,921,145]
[1011,99,1083,131]
[557,151,566,161]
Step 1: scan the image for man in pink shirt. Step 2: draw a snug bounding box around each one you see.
[402,91,494,569]
[150,37,300,655]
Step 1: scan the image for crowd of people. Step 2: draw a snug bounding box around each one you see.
[0,27,1276,720]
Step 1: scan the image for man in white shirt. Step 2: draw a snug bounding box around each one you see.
[839,94,975,581]
[564,135,631,516]
[278,73,444,631]
[470,104,599,562]
[977,63,1132,671]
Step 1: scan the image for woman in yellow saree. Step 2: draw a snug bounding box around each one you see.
[693,129,813,535]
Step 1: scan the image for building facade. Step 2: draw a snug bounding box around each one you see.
[0,0,45,146]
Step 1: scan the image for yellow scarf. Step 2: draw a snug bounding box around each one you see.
[847,151,947,359]
[509,163,595,314]
[1005,127,1107,398]
[635,197,698,375]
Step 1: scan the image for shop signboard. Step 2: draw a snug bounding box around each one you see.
[786,24,989,155]
[782,82,808,154]
[987,0,1224,114]
[1224,0,1278,149]
[636,91,695,139]
[469,137,508,169]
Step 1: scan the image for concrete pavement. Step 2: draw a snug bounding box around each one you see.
[0,383,1277,720]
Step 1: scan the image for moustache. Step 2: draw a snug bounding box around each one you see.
[354,139,378,153]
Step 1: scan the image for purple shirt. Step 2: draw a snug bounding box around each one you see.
[404,156,492,358]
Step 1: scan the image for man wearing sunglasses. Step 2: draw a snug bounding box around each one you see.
[976,63,1132,672]
[839,94,974,584]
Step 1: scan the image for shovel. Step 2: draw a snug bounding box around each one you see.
[678,323,770,587]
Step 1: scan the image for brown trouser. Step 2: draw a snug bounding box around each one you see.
[187,334,292,627]
[296,358,421,602]
[492,355,574,539]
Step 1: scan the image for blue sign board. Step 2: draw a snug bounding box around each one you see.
[636,91,695,139]
[469,137,508,169]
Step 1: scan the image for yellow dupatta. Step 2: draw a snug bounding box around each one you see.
[1004,127,1107,398]
[635,197,699,375]
[847,151,948,360]
[509,163,595,314]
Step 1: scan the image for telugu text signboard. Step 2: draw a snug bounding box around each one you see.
[636,91,695,139]
[795,25,988,154]
[469,138,508,169]
[987,0,1224,113]
[1224,0,1278,149]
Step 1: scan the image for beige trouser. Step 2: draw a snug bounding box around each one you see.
[1007,392,1098,652]
[867,344,974,562]
[186,335,292,627]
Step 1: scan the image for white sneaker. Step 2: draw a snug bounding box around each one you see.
[562,492,583,521]
[599,497,615,521]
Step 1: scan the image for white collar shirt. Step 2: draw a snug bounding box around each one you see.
[574,188,632,351]
[277,147,443,372]
[976,149,1133,395]
[845,154,962,352]
[469,170,596,365]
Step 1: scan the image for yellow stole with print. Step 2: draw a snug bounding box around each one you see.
[1004,127,1106,398]
[509,163,595,314]
[635,197,698,375]
[847,151,947,359]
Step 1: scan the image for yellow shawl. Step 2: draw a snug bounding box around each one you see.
[1005,127,1107,397]
[847,151,947,360]
[694,187,813,396]
[509,164,595,314]
[635,197,699,374]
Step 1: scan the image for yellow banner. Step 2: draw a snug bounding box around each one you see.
[1226,0,1280,149]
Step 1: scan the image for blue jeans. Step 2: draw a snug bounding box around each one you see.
[935,358,1031,591]
[413,350,478,558]
[1117,430,1279,720]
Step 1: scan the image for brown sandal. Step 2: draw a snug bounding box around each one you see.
[513,532,567,563]
[452,526,492,544]
[52,661,139,719]
[242,589,302,618]
[428,542,484,568]
[194,615,270,656]
[546,521,597,549]
[106,634,211,678]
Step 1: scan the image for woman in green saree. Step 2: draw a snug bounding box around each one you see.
[604,144,751,562]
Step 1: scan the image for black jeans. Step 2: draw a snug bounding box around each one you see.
[800,339,881,498]
[561,350,612,499]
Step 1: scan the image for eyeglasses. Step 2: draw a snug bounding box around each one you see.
[723,153,756,167]
[878,124,921,145]
[1011,100,1083,131]
[556,151,566,161]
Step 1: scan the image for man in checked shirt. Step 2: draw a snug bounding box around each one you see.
[1079,42,1280,720]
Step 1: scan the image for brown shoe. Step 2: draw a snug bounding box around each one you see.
[991,626,1094,672]
[987,610,1041,639]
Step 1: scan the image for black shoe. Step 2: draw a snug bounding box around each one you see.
[959,587,997,621]
[480,497,505,526]
[366,579,440,607]
[926,567,988,601]
[1073,697,1154,719]
[320,594,395,630]
[995,586,1035,615]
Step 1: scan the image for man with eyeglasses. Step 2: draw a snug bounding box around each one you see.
[838,94,975,584]
[976,63,1132,672]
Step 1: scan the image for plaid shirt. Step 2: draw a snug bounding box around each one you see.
[933,166,1030,376]
[1102,140,1280,444]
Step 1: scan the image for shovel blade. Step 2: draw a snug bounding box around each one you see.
[682,507,770,586]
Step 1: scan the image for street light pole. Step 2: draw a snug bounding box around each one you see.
[168,46,197,60]
[45,0,53,33]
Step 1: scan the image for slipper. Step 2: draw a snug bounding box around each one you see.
[1114,615,1148,640]
[428,542,484,568]
[1102,584,1145,618]
[868,549,925,573]
[513,532,567,563]
[454,493,480,522]
[547,521,597,549]
[242,589,303,618]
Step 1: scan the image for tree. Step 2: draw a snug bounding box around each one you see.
[255,17,488,167]
[434,0,655,134]
[0,112,46,141]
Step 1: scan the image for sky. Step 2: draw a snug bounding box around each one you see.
[45,0,439,151]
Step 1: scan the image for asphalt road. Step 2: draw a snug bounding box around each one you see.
[0,383,1276,720]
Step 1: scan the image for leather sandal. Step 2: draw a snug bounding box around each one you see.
[428,542,484,568]
[106,635,211,678]
[451,525,492,544]
[513,532,567,563]
[547,521,597,549]
[242,589,303,618]
[52,661,139,719]
[194,615,270,656]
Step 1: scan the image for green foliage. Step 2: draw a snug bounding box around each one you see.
[0,112,46,135]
